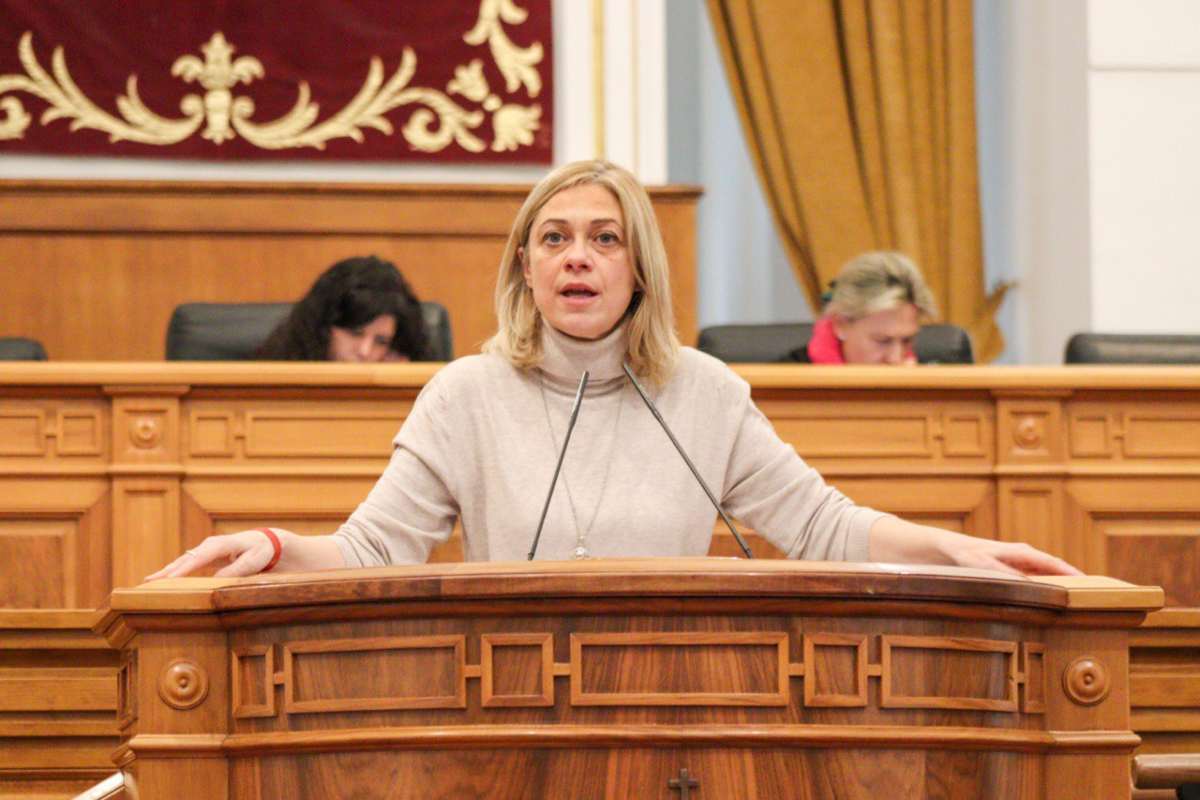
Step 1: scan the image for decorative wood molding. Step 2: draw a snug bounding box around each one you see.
[480,632,554,708]
[568,632,789,707]
[880,635,1019,712]
[231,645,275,719]
[1062,656,1111,706]
[157,658,210,711]
[282,635,467,713]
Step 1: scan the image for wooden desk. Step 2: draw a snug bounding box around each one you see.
[93,560,1162,799]
[1,363,1198,796]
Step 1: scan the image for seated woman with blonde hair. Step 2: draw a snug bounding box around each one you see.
[149,160,1077,582]
[792,251,935,365]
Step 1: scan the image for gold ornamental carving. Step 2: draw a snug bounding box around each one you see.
[157,658,210,710]
[0,0,543,153]
[1062,656,1110,706]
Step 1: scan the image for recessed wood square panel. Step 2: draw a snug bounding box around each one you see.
[803,633,868,707]
[1069,414,1114,458]
[189,413,235,457]
[773,412,934,459]
[0,410,45,455]
[56,410,103,456]
[244,411,405,458]
[283,635,466,714]
[1021,643,1046,714]
[232,645,276,719]
[1123,414,1200,458]
[941,414,987,457]
[0,519,75,607]
[880,635,1018,712]
[1100,520,1200,607]
[481,633,554,708]
[569,632,788,706]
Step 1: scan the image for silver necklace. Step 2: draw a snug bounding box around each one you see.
[537,373,624,559]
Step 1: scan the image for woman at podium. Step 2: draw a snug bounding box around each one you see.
[148,160,1078,581]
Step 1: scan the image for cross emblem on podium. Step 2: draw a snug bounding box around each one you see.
[668,767,700,798]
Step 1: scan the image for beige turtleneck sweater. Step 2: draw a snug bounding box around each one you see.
[332,323,885,566]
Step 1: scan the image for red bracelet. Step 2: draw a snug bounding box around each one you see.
[258,527,282,572]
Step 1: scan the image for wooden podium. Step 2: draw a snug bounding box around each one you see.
[94,559,1161,799]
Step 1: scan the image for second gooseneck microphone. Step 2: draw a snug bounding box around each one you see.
[527,370,589,560]
[623,362,754,559]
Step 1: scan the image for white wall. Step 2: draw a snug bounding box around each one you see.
[1088,0,1200,332]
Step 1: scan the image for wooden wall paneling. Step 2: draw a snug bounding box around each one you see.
[0,610,120,798]
[0,181,700,361]
[0,479,110,609]
[756,392,996,475]
[998,479,1068,560]
[1129,613,1200,755]
[108,389,184,590]
[1065,479,1200,606]
[829,477,997,538]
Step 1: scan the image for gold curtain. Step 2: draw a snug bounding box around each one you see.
[706,0,1007,360]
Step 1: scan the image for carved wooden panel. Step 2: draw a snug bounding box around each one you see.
[0,400,106,464]
[1022,643,1047,714]
[232,645,275,719]
[1067,479,1200,605]
[481,633,555,708]
[830,478,997,540]
[1129,625,1200,749]
[0,479,110,609]
[997,397,1066,464]
[0,519,76,607]
[880,635,1019,712]
[998,479,1065,556]
[111,479,180,590]
[569,632,789,707]
[758,398,993,467]
[803,632,868,707]
[1069,399,1200,465]
[282,636,467,713]
[110,395,181,465]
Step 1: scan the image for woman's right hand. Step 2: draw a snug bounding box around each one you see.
[145,528,280,581]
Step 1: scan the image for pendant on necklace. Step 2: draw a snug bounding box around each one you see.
[573,545,589,559]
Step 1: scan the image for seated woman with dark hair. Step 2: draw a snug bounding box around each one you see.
[257,255,429,362]
[792,251,936,365]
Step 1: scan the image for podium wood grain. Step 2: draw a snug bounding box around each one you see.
[94,560,1161,799]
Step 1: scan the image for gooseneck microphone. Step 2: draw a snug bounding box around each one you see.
[527,371,589,560]
[622,362,754,558]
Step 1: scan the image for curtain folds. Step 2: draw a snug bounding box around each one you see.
[706,0,1007,360]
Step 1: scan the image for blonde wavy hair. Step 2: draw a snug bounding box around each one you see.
[825,251,938,321]
[484,159,680,385]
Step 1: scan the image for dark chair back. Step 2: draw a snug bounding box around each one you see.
[697,323,974,364]
[1065,333,1200,364]
[0,337,48,360]
[165,302,453,360]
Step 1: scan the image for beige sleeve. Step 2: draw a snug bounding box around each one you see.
[720,388,887,562]
[332,377,460,567]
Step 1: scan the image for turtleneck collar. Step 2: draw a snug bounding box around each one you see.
[538,318,629,391]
